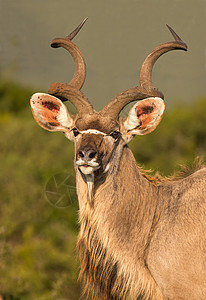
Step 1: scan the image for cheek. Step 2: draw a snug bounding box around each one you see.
[100,137,115,165]
[64,131,75,141]
[74,137,82,155]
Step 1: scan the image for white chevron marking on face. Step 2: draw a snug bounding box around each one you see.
[80,129,107,135]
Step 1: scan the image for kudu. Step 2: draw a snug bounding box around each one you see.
[30,19,206,300]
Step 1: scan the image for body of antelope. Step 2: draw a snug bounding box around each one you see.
[30,19,206,300]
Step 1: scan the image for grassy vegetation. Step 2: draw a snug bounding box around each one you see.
[0,81,205,299]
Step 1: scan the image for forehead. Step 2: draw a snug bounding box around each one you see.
[75,113,119,134]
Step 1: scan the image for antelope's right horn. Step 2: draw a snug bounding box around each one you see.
[101,25,188,119]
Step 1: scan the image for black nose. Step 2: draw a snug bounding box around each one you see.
[78,149,97,161]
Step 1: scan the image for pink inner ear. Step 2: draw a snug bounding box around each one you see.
[41,101,60,113]
[136,105,154,119]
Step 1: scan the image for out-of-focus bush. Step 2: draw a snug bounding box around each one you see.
[0,82,84,299]
[0,81,35,114]
[0,116,83,299]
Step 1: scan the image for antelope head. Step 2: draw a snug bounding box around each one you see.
[30,19,187,201]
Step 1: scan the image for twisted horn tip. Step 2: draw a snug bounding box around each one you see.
[166,24,188,50]
[50,17,88,48]
[66,17,88,41]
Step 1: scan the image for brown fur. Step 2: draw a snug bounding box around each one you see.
[75,142,206,300]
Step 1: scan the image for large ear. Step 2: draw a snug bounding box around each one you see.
[122,97,165,142]
[30,93,75,134]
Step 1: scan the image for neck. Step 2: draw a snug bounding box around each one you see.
[94,145,160,255]
[76,144,163,299]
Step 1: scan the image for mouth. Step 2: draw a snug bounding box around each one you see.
[76,160,100,175]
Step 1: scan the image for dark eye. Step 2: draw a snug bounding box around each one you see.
[111,131,120,139]
[72,128,80,137]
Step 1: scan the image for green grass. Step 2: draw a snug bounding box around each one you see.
[0,95,82,299]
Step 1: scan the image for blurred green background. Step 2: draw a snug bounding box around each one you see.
[0,0,206,299]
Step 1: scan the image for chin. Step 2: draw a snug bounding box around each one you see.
[79,165,101,175]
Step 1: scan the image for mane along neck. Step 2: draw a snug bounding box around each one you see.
[76,145,164,299]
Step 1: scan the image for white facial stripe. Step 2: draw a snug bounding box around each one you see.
[76,158,99,167]
[104,163,111,173]
[80,129,107,135]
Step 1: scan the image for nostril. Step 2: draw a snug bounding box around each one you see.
[89,151,96,159]
[79,151,85,158]
[78,149,97,161]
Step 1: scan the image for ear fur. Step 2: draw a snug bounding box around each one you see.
[123,97,165,141]
[30,93,74,133]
